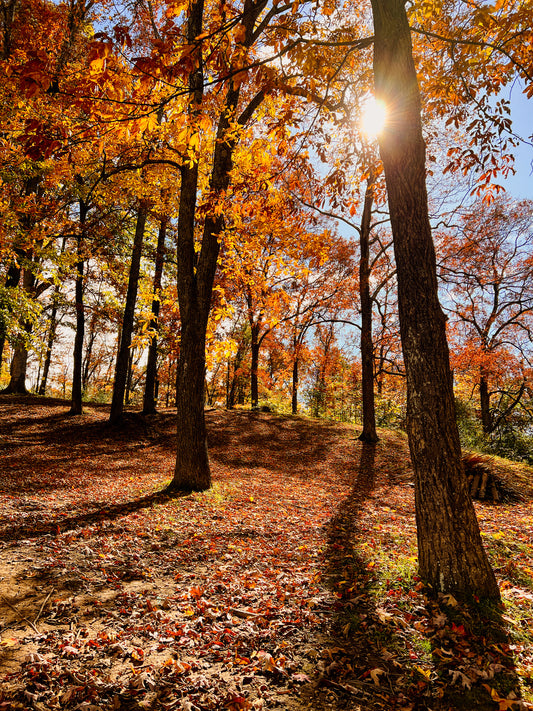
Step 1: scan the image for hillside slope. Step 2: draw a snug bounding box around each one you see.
[0,396,532,710]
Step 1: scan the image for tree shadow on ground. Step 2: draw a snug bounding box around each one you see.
[0,398,352,544]
[0,489,186,542]
[303,442,413,709]
[206,409,350,477]
[0,396,348,480]
[424,594,524,711]
[314,442,525,711]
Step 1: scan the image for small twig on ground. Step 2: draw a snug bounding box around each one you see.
[1,595,40,634]
[229,608,263,619]
[34,588,55,625]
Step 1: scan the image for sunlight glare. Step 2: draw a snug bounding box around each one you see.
[360,97,387,139]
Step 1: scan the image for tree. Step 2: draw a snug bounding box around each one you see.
[357,170,379,442]
[222,179,349,409]
[166,0,293,493]
[142,214,169,415]
[370,0,499,598]
[70,199,88,415]
[439,196,533,434]
[109,202,148,424]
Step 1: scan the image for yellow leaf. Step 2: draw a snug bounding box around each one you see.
[0,637,19,647]
[376,608,393,623]
[189,132,200,151]
[89,57,105,76]
[415,666,431,680]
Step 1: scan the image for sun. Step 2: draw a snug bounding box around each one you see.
[360,97,388,139]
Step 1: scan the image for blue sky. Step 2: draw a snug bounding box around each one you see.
[500,85,532,199]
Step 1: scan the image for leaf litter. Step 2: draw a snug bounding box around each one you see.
[0,395,532,710]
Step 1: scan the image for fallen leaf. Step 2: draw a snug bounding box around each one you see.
[370,668,385,685]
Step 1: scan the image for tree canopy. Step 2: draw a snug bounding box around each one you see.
[1,0,532,601]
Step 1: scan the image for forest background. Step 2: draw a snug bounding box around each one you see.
[1,0,532,466]
[2,0,533,707]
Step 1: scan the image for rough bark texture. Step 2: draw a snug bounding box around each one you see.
[250,322,260,409]
[143,216,168,415]
[70,203,87,415]
[171,93,239,489]
[291,357,299,415]
[371,0,499,598]
[167,0,210,492]
[358,173,379,443]
[4,266,35,394]
[39,288,60,396]
[109,204,148,425]
[167,0,266,493]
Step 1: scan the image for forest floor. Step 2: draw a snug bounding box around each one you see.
[0,396,533,711]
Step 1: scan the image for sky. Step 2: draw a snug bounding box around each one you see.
[499,84,532,199]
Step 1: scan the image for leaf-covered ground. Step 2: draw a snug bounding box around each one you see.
[1,395,532,711]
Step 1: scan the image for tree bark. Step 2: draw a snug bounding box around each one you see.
[8,341,29,393]
[0,255,23,372]
[479,369,492,434]
[39,236,67,396]
[164,0,211,492]
[226,333,246,409]
[167,0,266,492]
[143,216,168,415]
[358,172,379,443]
[4,265,35,394]
[70,201,87,415]
[38,291,59,396]
[109,203,148,424]
[370,0,499,598]
[250,321,260,408]
[82,317,96,390]
[125,346,134,404]
[291,356,299,415]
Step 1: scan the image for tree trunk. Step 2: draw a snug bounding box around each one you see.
[82,318,96,390]
[171,156,212,489]
[377,344,384,395]
[226,336,246,409]
[3,175,43,393]
[143,216,167,415]
[0,334,6,374]
[370,0,499,598]
[125,346,134,405]
[250,322,260,408]
[479,370,492,434]
[109,203,148,424]
[38,293,59,396]
[166,0,265,492]
[226,359,234,409]
[359,172,379,443]
[70,202,87,414]
[8,342,29,393]
[0,256,23,372]
[164,0,212,492]
[39,236,67,396]
[291,356,299,415]
[4,265,35,394]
